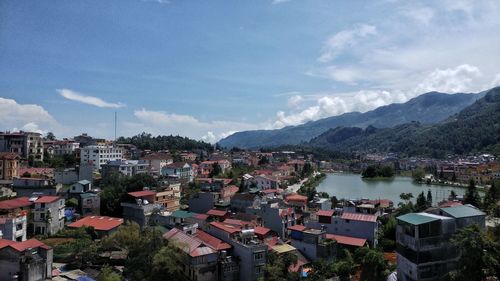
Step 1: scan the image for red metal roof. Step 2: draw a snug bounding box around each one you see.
[194,230,231,251]
[326,234,367,247]
[206,209,227,217]
[255,226,271,236]
[193,213,209,220]
[286,194,308,203]
[287,225,306,232]
[210,222,241,234]
[223,219,248,227]
[128,190,156,198]
[438,201,463,208]
[68,216,124,231]
[316,210,335,217]
[341,212,377,222]
[0,238,50,252]
[0,197,32,210]
[163,228,219,257]
[35,196,60,204]
[0,152,20,160]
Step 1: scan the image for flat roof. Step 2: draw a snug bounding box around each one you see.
[440,205,485,218]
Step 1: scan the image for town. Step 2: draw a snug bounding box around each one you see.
[0,130,498,281]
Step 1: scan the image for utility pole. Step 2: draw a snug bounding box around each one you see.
[114,111,117,142]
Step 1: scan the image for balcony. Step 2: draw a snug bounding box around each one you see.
[397,232,445,251]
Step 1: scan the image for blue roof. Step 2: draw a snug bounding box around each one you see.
[397,213,440,225]
[440,205,485,218]
[171,210,195,219]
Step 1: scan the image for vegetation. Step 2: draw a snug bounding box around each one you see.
[361,165,394,178]
[377,216,397,251]
[397,193,415,215]
[464,179,481,208]
[447,224,500,281]
[298,173,326,201]
[354,247,391,281]
[483,180,499,215]
[117,132,212,152]
[260,251,300,281]
[97,264,122,281]
[412,167,425,182]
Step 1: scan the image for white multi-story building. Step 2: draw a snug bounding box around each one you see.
[45,140,80,156]
[80,145,123,171]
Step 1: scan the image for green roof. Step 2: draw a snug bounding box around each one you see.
[440,205,485,218]
[397,213,440,225]
[171,210,195,219]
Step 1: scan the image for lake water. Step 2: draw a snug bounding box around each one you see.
[316,173,466,205]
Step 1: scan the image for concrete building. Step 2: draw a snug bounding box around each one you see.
[206,221,267,281]
[252,175,279,190]
[54,163,93,185]
[0,131,44,161]
[230,193,258,212]
[79,193,100,216]
[0,238,53,281]
[101,159,149,178]
[141,152,173,175]
[396,205,486,281]
[80,145,123,171]
[0,197,32,242]
[44,139,79,156]
[288,225,337,262]
[306,211,379,246]
[162,162,193,181]
[31,196,65,236]
[0,152,20,180]
[69,179,92,194]
[121,190,164,228]
[13,178,59,197]
[246,202,298,239]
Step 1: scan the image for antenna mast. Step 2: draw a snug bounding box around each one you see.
[114,111,117,142]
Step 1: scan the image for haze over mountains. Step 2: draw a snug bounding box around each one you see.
[219,90,487,149]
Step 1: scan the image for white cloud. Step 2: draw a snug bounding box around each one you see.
[400,6,435,25]
[0,97,60,135]
[58,88,125,108]
[130,109,260,143]
[490,74,500,88]
[414,64,482,93]
[287,95,303,108]
[318,24,377,63]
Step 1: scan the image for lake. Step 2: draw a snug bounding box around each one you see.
[316,173,466,205]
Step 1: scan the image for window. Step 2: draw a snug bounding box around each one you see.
[254,251,264,261]
[16,223,23,230]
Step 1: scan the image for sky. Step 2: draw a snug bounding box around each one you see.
[1,0,500,143]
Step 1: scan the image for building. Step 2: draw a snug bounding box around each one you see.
[306,211,379,246]
[161,162,193,182]
[141,152,173,175]
[288,225,337,261]
[68,216,123,238]
[396,205,486,281]
[252,175,279,190]
[79,193,100,216]
[206,221,267,281]
[0,197,32,242]
[80,145,123,171]
[246,203,298,239]
[155,184,181,212]
[163,228,237,281]
[0,152,20,180]
[0,238,53,281]
[44,139,79,156]
[13,178,59,197]
[199,160,232,177]
[31,196,65,236]
[0,131,44,161]
[69,179,92,194]
[101,159,149,178]
[121,190,164,228]
[54,163,93,185]
[230,193,258,212]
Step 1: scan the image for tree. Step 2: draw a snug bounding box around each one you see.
[378,216,397,251]
[398,193,415,215]
[258,156,270,166]
[450,190,457,200]
[464,179,481,208]
[333,250,355,281]
[483,180,499,214]
[45,132,56,140]
[412,167,425,182]
[447,224,500,281]
[209,162,222,177]
[97,264,122,281]
[151,243,187,280]
[261,252,300,281]
[416,191,428,211]
[355,247,390,281]
[426,189,433,207]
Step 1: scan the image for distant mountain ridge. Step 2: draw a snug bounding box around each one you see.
[218,90,485,149]
[308,86,500,157]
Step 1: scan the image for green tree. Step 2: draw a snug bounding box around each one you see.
[209,162,222,177]
[464,179,481,208]
[412,167,425,182]
[97,264,122,281]
[151,243,187,280]
[378,216,397,251]
[483,180,499,214]
[426,189,433,207]
[333,250,355,281]
[416,191,428,211]
[258,156,270,166]
[45,132,56,140]
[355,247,390,281]
[447,224,500,281]
[398,193,415,215]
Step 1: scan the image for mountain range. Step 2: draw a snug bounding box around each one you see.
[219,90,486,149]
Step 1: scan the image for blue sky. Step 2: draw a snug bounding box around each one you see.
[1,0,500,142]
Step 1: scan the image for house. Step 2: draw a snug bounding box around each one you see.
[141,152,173,175]
[121,190,163,228]
[0,131,44,161]
[206,222,267,281]
[80,145,123,171]
[69,180,92,194]
[189,192,221,214]
[288,225,337,261]
[306,211,379,246]
[0,238,53,281]
[68,216,123,237]
[163,228,237,281]
[155,185,181,212]
[0,152,20,180]
[18,168,54,179]
[285,194,308,211]
[230,193,258,212]
[310,197,332,210]
[199,160,232,177]
[270,243,310,276]
[79,193,100,216]
[101,159,149,178]
[253,175,279,190]
[246,203,298,239]
[0,197,32,241]
[44,139,79,157]
[53,163,93,185]
[31,196,65,236]
[161,162,193,182]
[396,205,486,281]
